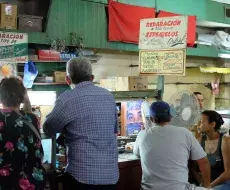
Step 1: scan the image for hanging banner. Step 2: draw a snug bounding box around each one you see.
[0,32,28,63]
[139,49,186,76]
[139,16,188,50]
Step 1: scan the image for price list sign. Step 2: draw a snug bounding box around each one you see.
[138,16,187,76]
[139,49,186,76]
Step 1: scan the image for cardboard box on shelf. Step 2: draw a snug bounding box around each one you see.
[0,3,17,29]
[54,71,66,83]
[38,50,50,60]
[35,76,54,83]
[116,76,148,91]
[18,14,43,32]
[100,78,116,91]
[29,55,38,61]
[50,50,60,61]
[38,50,60,61]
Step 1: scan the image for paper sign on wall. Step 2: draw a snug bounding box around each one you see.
[139,16,188,50]
[0,32,28,63]
[139,49,186,76]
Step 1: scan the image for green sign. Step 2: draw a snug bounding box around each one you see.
[0,32,28,63]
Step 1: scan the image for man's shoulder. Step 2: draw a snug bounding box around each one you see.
[93,85,114,95]
[58,85,114,102]
[167,125,193,136]
[58,89,72,100]
[167,125,189,131]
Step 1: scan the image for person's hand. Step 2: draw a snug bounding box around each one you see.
[141,124,145,130]
[17,76,23,81]
[202,184,212,189]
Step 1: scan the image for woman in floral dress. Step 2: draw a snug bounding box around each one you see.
[0,77,45,190]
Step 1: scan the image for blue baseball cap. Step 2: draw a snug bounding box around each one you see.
[150,101,171,118]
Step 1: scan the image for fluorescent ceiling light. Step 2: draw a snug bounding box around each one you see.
[197,20,230,28]
[218,53,230,58]
[211,0,230,4]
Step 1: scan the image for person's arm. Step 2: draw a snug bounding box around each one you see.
[189,132,211,188]
[210,135,230,188]
[43,97,69,136]
[191,161,202,185]
[196,157,211,188]
[23,91,32,113]
[133,136,140,158]
[114,105,119,135]
[133,130,145,158]
[190,137,203,185]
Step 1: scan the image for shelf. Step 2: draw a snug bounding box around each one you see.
[33,82,67,85]
[31,60,67,63]
[111,90,159,99]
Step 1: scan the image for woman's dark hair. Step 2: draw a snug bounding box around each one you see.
[202,110,224,131]
[0,77,26,107]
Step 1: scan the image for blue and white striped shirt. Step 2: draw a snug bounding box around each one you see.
[44,82,119,185]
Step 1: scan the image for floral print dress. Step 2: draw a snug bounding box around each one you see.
[0,110,45,190]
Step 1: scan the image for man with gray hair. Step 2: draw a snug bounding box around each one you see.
[44,57,119,190]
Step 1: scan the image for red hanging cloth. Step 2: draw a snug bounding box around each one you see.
[108,0,155,44]
[157,11,196,47]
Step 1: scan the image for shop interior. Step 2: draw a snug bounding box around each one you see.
[0,0,230,189]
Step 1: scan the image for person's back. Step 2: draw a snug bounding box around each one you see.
[44,57,118,189]
[134,101,211,190]
[60,82,118,184]
[137,125,196,190]
[0,77,45,190]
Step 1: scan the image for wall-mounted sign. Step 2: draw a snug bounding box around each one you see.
[0,32,28,63]
[139,49,186,76]
[139,16,188,50]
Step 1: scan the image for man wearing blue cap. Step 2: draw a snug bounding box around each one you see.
[133,101,211,190]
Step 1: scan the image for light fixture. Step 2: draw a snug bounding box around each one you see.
[218,53,230,59]
[211,0,230,4]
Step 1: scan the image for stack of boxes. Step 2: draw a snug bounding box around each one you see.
[100,76,148,92]
[0,2,43,32]
[0,3,17,29]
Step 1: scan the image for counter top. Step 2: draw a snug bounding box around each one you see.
[118,153,140,169]
[118,153,139,163]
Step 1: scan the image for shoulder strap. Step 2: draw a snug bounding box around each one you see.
[200,134,206,150]
[21,118,41,141]
[219,133,225,147]
[217,133,225,157]
[0,110,41,141]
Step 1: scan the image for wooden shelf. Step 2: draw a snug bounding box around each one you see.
[111,90,159,99]
[33,82,67,85]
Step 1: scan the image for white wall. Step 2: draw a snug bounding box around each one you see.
[93,53,216,110]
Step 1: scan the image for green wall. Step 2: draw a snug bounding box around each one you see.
[156,0,229,24]
[27,0,229,57]
[29,0,227,93]
[90,0,155,7]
